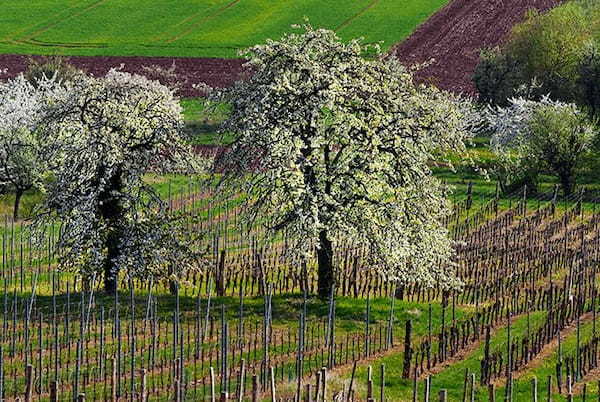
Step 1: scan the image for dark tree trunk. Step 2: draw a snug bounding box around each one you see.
[104,228,121,295]
[300,142,335,298]
[100,171,125,294]
[169,279,178,296]
[13,189,23,221]
[317,230,334,299]
[559,170,575,197]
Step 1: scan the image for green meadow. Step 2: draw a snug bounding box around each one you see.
[0,0,448,57]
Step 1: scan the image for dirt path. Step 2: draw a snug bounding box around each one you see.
[573,366,600,395]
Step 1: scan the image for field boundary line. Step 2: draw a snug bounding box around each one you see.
[2,0,97,42]
[11,0,112,47]
[162,0,242,44]
[18,38,107,49]
[335,0,380,32]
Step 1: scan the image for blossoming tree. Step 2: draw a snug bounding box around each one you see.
[210,25,474,297]
[486,96,597,195]
[0,75,59,219]
[37,70,200,293]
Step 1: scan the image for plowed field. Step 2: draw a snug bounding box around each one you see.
[392,0,561,94]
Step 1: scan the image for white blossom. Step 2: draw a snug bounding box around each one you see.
[209,25,474,293]
[486,96,597,194]
[33,70,201,290]
[0,74,62,218]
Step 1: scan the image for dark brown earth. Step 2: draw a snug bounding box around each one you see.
[0,54,247,97]
[392,0,562,95]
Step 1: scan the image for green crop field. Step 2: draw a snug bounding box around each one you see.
[0,0,448,58]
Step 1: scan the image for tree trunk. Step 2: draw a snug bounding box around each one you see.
[317,230,334,299]
[104,228,121,295]
[13,189,23,221]
[169,279,178,296]
[100,171,125,294]
[559,170,575,197]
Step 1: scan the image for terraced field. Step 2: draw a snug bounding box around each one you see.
[0,0,447,58]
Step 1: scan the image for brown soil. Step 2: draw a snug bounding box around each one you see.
[0,54,247,97]
[391,0,562,95]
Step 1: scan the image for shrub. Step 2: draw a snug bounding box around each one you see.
[473,48,525,106]
[529,103,596,195]
[490,153,540,195]
[24,56,82,86]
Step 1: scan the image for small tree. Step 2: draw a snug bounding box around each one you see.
[508,5,592,101]
[0,75,59,220]
[210,25,473,297]
[37,70,200,293]
[487,96,597,196]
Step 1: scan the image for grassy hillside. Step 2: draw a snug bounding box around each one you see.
[0,0,448,58]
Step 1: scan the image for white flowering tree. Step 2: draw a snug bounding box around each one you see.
[210,25,474,297]
[0,75,59,220]
[37,70,201,293]
[487,96,597,195]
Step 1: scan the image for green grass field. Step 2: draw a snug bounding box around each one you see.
[0,0,448,58]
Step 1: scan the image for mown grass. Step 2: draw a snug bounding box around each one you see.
[0,278,471,401]
[0,0,448,58]
[181,98,235,145]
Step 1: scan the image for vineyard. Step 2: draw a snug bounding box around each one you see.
[1,179,599,401]
[2,0,599,400]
